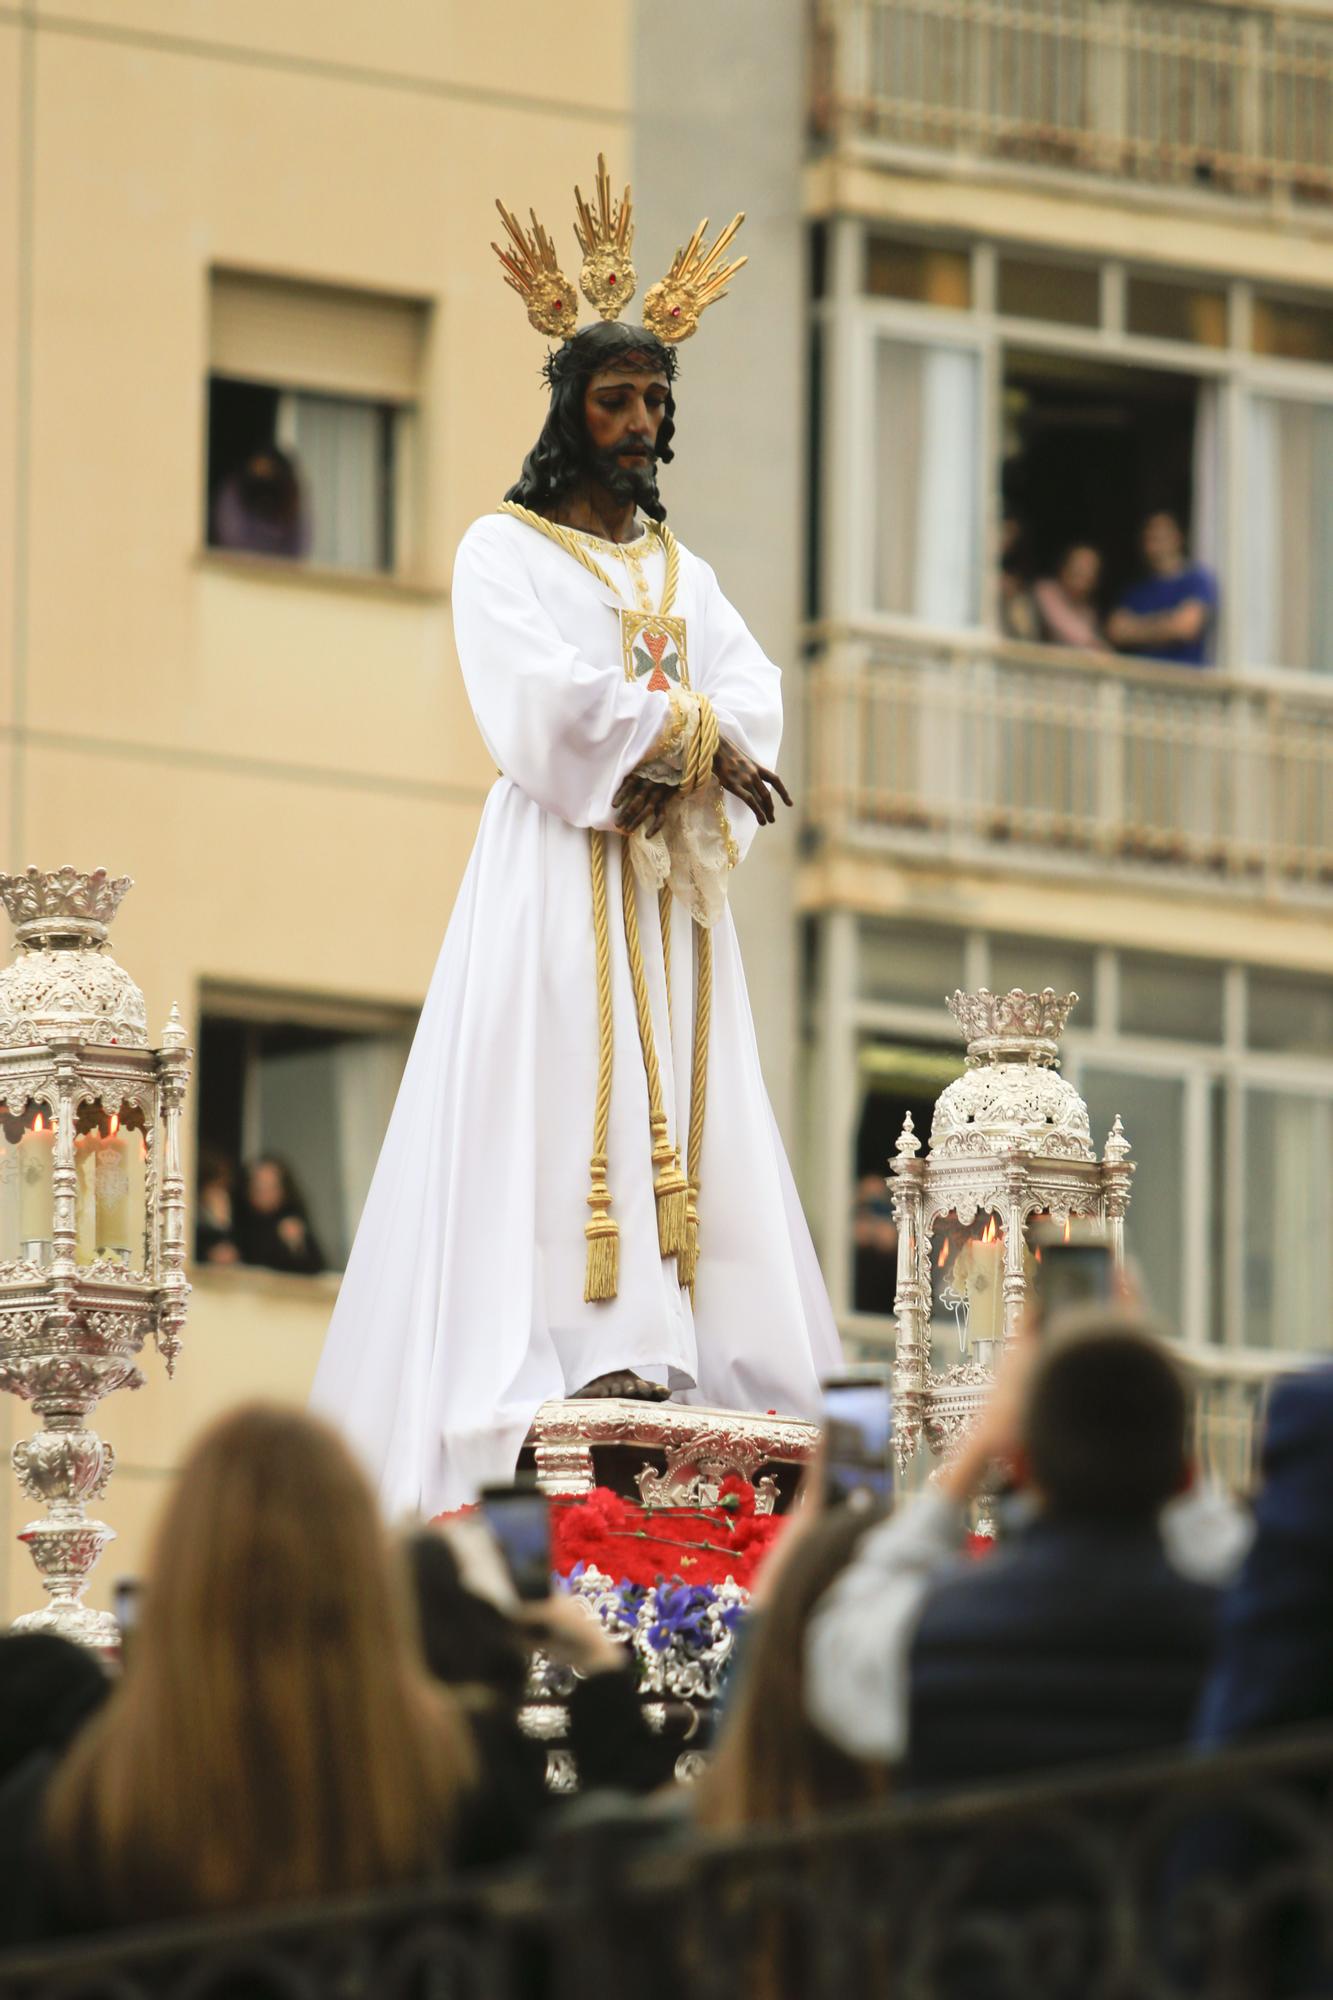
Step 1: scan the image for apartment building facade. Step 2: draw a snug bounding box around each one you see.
[0,2,633,1620]
[801,0,1333,1445]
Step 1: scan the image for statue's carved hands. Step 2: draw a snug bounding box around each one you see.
[614,771,675,836]
[714,737,793,826]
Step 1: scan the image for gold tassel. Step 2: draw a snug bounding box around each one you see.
[651,1122,689,1256]
[584,1165,620,1302]
[677,1199,700,1292]
[584,832,618,1302]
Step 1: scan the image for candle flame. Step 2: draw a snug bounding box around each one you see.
[936,1240,950,1269]
[981,1215,1001,1246]
[106,1113,120,1139]
[1063,1216,1072,1243]
[32,1112,47,1134]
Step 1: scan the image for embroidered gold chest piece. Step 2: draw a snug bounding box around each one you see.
[497,503,690,691]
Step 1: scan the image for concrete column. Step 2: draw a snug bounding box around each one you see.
[633,0,807,1145]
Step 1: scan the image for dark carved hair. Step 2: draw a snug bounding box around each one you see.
[505,321,679,523]
[1023,1320,1188,1522]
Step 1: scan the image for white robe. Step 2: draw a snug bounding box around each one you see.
[311,512,842,1517]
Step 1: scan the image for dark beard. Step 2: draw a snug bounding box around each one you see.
[585,442,662,515]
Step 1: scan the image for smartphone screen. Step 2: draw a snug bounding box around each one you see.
[478,1485,552,1603]
[1035,1238,1116,1330]
[821,1374,894,1508]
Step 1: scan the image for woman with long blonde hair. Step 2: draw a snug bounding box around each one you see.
[43,1405,477,1928]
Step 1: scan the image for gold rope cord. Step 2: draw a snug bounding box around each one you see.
[677,922,713,1294]
[496,499,707,1294]
[497,500,680,617]
[621,851,688,1256]
[583,831,619,1301]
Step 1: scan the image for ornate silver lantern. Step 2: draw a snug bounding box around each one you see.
[0,867,191,1646]
[890,989,1133,1473]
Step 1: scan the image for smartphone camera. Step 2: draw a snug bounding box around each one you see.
[1031,1222,1117,1333]
[478,1482,553,1603]
[821,1371,894,1510]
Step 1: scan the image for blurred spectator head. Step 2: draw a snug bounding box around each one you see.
[1057,543,1102,602]
[405,1528,530,1707]
[1000,513,1030,577]
[212,447,307,559]
[1022,1314,1188,1524]
[246,1155,304,1218]
[0,1633,108,1785]
[1142,510,1187,575]
[239,448,301,525]
[196,1148,234,1201]
[696,1509,892,1831]
[45,1405,474,1921]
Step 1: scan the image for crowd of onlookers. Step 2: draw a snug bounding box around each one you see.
[0,1304,1328,1969]
[1001,508,1219,667]
[195,1152,326,1276]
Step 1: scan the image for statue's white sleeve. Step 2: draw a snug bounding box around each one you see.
[451,518,671,830]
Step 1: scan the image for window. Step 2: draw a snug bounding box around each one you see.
[1080,1067,1186,1328]
[1126,277,1227,348]
[1119,954,1224,1043]
[1002,351,1216,631]
[866,235,971,308]
[989,937,1097,1014]
[195,990,415,1276]
[873,337,980,624]
[205,270,427,577]
[1243,395,1333,674]
[1247,971,1333,1058]
[1252,294,1333,367]
[1243,1088,1333,1350]
[998,256,1099,329]
[860,921,966,1005]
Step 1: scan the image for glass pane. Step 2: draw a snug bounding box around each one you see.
[1243,396,1333,674]
[1119,953,1224,1043]
[1126,277,1227,347]
[860,921,966,1005]
[1243,1089,1333,1351]
[988,938,1096,1021]
[1248,970,1333,1057]
[1253,296,1333,366]
[998,257,1099,328]
[873,338,980,624]
[866,236,972,309]
[1081,1068,1184,1329]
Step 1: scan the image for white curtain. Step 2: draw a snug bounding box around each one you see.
[280,391,385,571]
[333,1032,412,1266]
[1192,380,1222,571]
[874,338,980,626]
[1245,1090,1333,1350]
[1244,395,1333,673]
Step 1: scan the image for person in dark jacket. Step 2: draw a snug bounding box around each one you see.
[1195,1364,1333,1749]
[809,1312,1228,1787]
[237,1157,325,1275]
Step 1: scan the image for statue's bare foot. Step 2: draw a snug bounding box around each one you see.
[574,1370,671,1402]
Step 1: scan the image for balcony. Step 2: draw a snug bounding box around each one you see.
[805,631,1333,901]
[811,0,1333,214]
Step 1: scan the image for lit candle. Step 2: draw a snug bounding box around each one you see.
[18,1112,55,1255]
[962,1220,1005,1347]
[95,1113,131,1261]
[74,1130,98,1264]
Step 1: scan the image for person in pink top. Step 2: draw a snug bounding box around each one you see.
[1034,544,1111,653]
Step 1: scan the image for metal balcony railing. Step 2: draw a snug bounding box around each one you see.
[806,632,1333,900]
[811,0,1333,210]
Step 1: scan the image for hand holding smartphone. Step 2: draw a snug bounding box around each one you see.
[477,1481,553,1603]
[821,1371,894,1509]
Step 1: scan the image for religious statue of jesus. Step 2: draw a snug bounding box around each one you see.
[312,161,841,1516]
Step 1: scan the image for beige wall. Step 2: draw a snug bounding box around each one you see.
[0,3,630,1622]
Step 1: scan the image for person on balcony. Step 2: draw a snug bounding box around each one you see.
[1034,544,1111,653]
[998,514,1040,642]
[1107,511,1218,667]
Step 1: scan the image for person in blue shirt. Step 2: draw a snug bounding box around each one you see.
[1107,510,1218,666]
